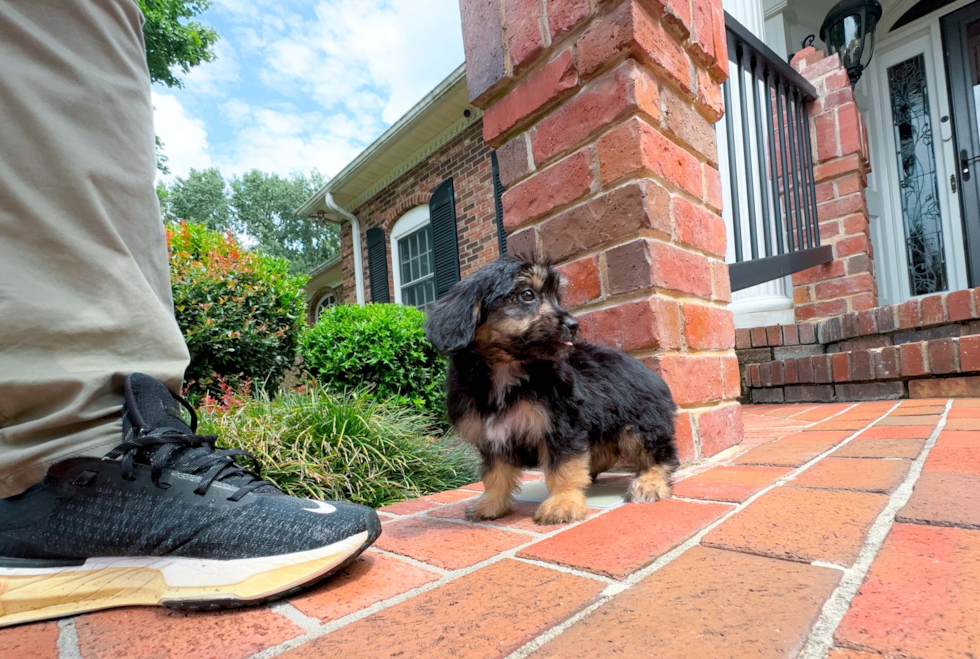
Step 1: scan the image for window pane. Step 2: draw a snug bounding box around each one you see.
[887,54,948,296]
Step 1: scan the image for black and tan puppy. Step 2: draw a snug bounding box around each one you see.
[425,253,678,525]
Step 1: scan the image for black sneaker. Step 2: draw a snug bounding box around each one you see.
[0,374,381,628]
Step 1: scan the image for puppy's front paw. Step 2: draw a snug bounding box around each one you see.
[466,494,512,521]
[534,493,587,525]
[625,469,673,503]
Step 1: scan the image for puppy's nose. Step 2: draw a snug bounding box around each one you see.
[562,316,580,336]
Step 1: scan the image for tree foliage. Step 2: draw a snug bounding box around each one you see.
[160,168,339,274]
[139,0,219,89]
[162,168,232,231]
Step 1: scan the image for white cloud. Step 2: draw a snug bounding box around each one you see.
[152,92,212,179]
[159,0,465,181]
[263,0,464,122]
[183,39,240,96]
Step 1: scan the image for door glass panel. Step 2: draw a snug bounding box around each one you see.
[968,20,980,141]
[888,53,948,296]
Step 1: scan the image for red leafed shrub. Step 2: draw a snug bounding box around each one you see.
[167,221,307,401]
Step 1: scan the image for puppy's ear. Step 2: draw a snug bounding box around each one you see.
[426,258,519,353]
[425,274,486,354]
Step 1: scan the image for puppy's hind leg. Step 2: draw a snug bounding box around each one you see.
[467,459,522,520]
[589,442,620,482]
[622,430,676,503]
[535,452,590,525]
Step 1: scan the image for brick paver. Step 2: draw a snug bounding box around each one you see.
[529,547,841,658]
[288,551,440,622]
[374,517,528,570]
[834,436,926,458]
[924,431,980,475]
[732,439,835,466]
[673,465,791,502]
[280,560,605,659]
[856,425,935,439]
[5,401,979,659]
[897,472,980,529]
[0,622,58,659]
[74,607,303,659]
[835,524,980,657]
[792,457,911,493]
[703,487,889,565]
[518,499,731,579]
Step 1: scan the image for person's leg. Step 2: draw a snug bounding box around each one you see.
[0,3,379,628]
[0,0,188,498]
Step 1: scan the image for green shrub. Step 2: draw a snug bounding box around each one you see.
[300,304,448,421]
[199,385,478,507]
[167,221,307,400]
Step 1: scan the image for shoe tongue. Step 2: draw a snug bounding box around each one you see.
[124,373,193,435]
[121,374,280,495]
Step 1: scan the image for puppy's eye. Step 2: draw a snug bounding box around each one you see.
[519,290,535,303]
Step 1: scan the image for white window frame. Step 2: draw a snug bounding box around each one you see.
[390,205,435,306]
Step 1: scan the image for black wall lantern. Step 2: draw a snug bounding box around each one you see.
[819,0,883,85]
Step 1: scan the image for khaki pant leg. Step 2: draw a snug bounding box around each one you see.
[0,0,190,497]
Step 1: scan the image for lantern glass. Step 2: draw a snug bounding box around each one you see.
[820,0,882,85]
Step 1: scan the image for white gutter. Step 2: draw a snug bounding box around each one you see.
[323,193,366,305]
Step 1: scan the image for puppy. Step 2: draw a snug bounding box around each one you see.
[425,253,678,525]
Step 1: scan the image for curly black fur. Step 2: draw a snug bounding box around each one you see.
[425,253,678,524]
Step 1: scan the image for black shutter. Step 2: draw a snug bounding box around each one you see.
[429,178,460,298]
[491,151,507,256]
[366,227,389,303]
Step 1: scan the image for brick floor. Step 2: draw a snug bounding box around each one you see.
[5,400,980,658]
[835,524,980,657]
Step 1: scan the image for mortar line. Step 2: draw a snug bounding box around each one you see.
[799,398,953,659]
[270,601,322,634]
[503,400,900,658]
[367,547,452,575]
[254,400,873,659]
[56,617,81,659]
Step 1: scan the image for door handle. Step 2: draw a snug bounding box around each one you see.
[962,149,980,181]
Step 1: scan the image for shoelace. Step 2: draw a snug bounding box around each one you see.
[105,395,278,502]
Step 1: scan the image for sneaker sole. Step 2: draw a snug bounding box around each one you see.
[0,518,380,628]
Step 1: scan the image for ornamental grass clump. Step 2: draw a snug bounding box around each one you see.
[199,384,479,508]
[167,221,307,401]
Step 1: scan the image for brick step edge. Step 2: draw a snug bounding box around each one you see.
[744,335,980,403]
[736,288,980,350]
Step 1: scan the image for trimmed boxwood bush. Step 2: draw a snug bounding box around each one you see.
[168,221,307,400]
[300,304,447,421]
[200,385,478,507]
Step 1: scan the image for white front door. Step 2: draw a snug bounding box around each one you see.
[867,24,969,304]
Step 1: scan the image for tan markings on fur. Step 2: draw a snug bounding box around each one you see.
[535,453,590,525]
[485,400,550,449]
[454,411,485,447]
[530,264,549,291]
[589,443,621,480]
[617,428,652,471]
[490,360,527,407]
[627,463,674,503]
[468,462,523,520]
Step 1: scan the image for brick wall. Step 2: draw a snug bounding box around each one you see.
[338,121,502,303]
[789,48,876,322]
[461,0,741,463]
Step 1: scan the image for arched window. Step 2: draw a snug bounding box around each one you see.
[315,291,337,320]
[390,206,437,309]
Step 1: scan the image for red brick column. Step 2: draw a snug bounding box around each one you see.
[460,0,741,462]
[790,47,876,322]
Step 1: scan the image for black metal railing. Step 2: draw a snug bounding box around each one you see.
[723,13,833,292]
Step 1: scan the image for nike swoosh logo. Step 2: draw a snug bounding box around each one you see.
[302,501,337,515]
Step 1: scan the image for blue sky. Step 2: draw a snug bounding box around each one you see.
[153,0,465,182]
